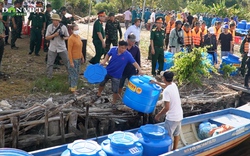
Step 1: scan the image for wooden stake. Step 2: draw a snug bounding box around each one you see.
[44,108,49,146]
[0,124,5,147]
[84,104,89,138]
[11,117,19,148]
[60,112,65,143]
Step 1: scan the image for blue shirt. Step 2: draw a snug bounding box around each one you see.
[211,18,217,26]
[122,45,141,76]
[144,11,151,20]
[106,47,136,79]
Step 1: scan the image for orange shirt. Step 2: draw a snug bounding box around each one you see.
[68,34,83,64]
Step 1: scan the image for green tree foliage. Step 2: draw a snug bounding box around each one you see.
[170,48,216,85]
[51,0,63,10]
[67,0,80,8]
[94,2,118,15]
[220,63,237,78]
[186,0,209,14]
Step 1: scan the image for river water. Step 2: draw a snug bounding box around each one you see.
[218,137,250,156]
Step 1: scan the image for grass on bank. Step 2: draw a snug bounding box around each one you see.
[33,73,87,94]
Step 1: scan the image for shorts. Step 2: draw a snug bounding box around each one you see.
[99,74,120,93]
[119,74,132,88]
[164,119,181,137]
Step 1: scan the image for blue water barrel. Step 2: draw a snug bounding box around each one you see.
[101,131,143,156]
[61,140,107,156]
[219,54,241,76]
[156,51,174,70]
[136,124,172,156]
[122,75,162,113]
[0,148,32,156]
[241,20,247,24]
[246,23,250,30]
[237,22,246,29]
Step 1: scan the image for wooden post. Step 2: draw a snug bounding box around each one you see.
[0,124,5,147]
[84,104,89,138]
[140,116,143,126]
[60,112,65,143]
[44,108,49,146]
[11,117,19,148]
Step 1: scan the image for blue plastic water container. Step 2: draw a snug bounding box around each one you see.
[156,51,174,70]
[0,148,32,156]
[237,22,246,29]
[220,54,241,76]
[84,64,107,84]
[122,75,162,113]
[136,124,172,156]
[61,140,107,156]
[241,20,247,24]
[246,23,250,30]
[101,131,143,156]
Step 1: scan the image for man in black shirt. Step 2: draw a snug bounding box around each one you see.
[218,24,232,58]
[187,12,193,26]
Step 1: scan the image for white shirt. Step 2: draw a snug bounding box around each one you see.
[162,82,183,121]
[199,16,203,21]
[150,12,155,23]
[124,25,140,42]
[123,10,132,21]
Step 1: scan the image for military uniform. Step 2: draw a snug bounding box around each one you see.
[44,10,52,52]
[0,15,5,74]
[10,10,22,48]
[28,12,45,55]
[104,17,122,56]
[150,21,165,75]
[89,18,105,64]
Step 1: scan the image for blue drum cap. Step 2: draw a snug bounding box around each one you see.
[84,64,107,84]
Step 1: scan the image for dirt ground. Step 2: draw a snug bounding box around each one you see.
[0,22,246,106]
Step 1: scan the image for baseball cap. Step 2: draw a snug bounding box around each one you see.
[223,25,229,29]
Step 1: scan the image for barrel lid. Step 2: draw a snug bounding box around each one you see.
[139,124,166,139]
[0,148,32,156]
[138,75,154,83]
[68,140,102,156]
[84,64,107,84]
[109,131,138,148]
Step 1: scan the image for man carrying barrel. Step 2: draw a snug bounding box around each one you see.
[151,71,183,150]
[91,40,143,110]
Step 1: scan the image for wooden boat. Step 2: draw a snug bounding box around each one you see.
[29,106,250,156]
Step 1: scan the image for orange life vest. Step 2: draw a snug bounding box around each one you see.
[201,28,207,41]
[230,29,235,44]
[184,30,192,45]
[192,28,202,46]
[244,42,249,53]
[166,22,175,34]
[214,27,221,40]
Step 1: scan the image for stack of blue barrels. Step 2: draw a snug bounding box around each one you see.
[61,124,173,156]
[156,51,174,70]
[236,20,248,35]
[219,53,241,76]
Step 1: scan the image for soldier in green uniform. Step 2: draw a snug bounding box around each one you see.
[26,2,45,56]
[150,17,165,76]
[44,4,52,52]
[17,0,24,38]
[10,1,22,50]
[104,12,122,57]
[60,7,75,26]
[0,3,6,75]
[89,11,106,64]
